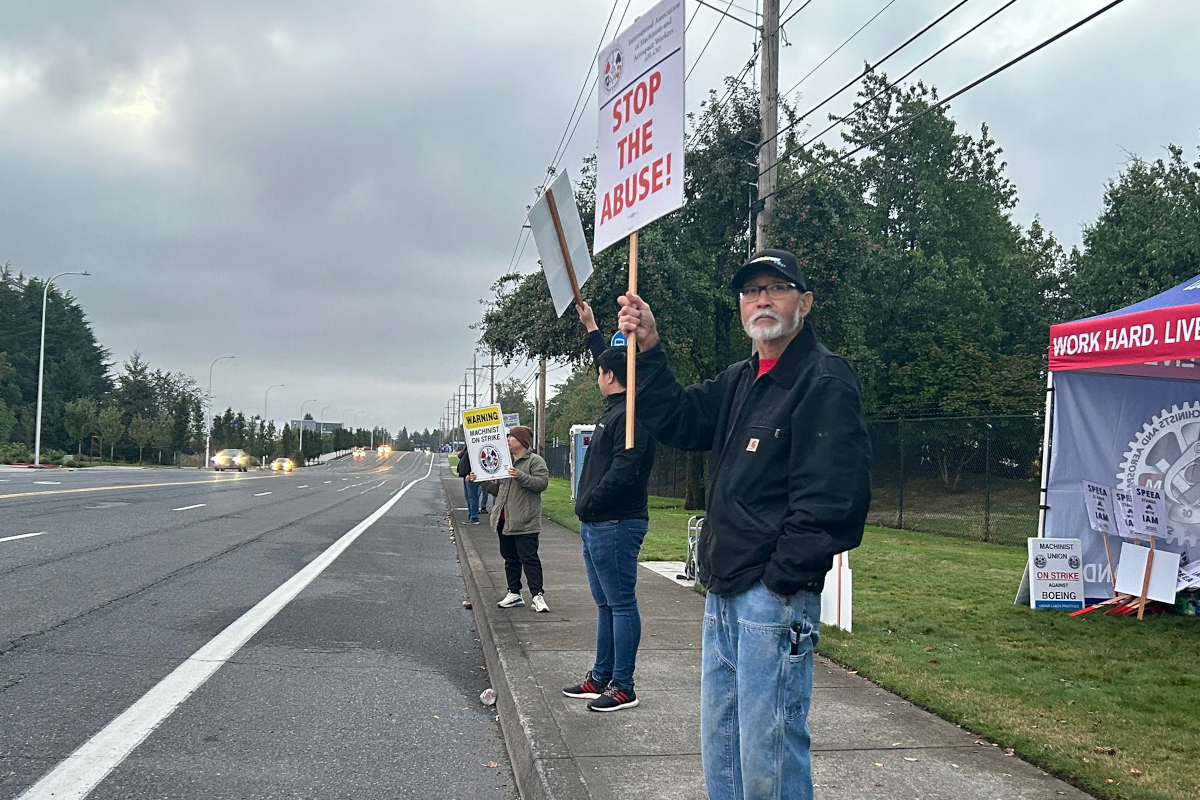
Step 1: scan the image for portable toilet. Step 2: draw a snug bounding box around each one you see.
[569,425,595,500]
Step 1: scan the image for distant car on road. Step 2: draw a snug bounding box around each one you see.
[377,444,392,457]
[270,457,295,473]
[212,448,251,471]
[352,447,367,460]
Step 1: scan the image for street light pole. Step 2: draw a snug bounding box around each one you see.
[299,399,317,464]
[263,383,283,462]
[33,271,90,467]
[320,405,330,455]
[205,355,236,469]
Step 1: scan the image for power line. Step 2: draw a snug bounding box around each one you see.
[687,48,761,145]
[781,0,898,99]
[693,0,760,30]
[780,0,818,29]
[689,1,742,81]
[797,0,1018,156]
[545,0,624,173]
[762,0,1131,205]
[762,0,972,155]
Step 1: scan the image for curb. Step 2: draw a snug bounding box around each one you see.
[441,476,593,800]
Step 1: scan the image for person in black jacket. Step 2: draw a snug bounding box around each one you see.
[560,300,656,713]
[456,445,482,524]
[616,250,871,800]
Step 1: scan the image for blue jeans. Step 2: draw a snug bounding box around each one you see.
[702,583,821,800]
[463,479,481,522]
[580,519,649,688]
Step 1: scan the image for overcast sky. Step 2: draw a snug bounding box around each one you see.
[1,0,1195,432]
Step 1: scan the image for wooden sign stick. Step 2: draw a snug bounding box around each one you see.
[1137,535,1156,621]
[1100,531,1117,598]
[626,231,639,450]
[544,188,584,308]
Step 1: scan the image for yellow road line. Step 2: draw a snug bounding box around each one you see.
[0,474,273,501]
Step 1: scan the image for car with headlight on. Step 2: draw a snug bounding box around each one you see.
[270,457,295,473]
[352,447,367,460]
[212,448,251,471]
[377,444,392,457]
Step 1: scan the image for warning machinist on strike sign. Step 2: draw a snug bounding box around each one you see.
[463,405,513,481]
[593,0,685,254]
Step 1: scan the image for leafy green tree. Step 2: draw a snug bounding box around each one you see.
[127,413,154,464]
[1068,143,1200,317]
[152,414,174,464]
[495,377,535,431]
[0,399,15,444]
[63,397,98,456]
[545,367,607,444]
[97,405,125,462]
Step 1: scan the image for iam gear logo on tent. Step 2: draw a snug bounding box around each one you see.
[1117,401,1200,547]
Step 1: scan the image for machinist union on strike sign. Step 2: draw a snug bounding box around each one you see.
[593,0,685,254]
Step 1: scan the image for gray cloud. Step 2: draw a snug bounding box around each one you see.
[2,0,1197,430]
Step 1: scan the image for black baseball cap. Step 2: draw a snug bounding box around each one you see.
[729,249,809,293]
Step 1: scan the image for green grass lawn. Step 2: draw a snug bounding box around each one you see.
[540,477,1200,800]
[541,477,701,562]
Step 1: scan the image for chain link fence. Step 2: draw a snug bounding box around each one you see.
[544,412,1043,546]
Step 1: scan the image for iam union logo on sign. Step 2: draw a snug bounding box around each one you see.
[1118,401,1200,547]
[602,47,623,92]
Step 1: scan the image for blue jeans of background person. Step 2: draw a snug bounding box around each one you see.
[580,519,649,688]
[701,583,821,800]
[463,479,481,522]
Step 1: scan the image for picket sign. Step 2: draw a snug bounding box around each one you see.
[594,0,686,448]
[528,171,592,316]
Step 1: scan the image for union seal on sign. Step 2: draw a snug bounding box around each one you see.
[479,445,503,475]
[1117,401,1200,546]
[602,48,623,92]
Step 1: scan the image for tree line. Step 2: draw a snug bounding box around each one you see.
[480,72,1200,503]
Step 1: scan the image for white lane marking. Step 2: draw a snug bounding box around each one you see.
[33,481,62,485]
[323,481,332,484]
[296,485,308,489]
[253,492,272,497]
[172,504,206,512]
[0,531,46,544]
[13,454,435,800]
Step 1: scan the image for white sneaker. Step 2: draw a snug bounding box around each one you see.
[531,593,550,613]
[497,592,524,608]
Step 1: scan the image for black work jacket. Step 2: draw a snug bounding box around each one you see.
[635,323,871,596]
[574,331,656,522]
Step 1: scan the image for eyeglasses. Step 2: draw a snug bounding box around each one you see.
[738,281,798,302]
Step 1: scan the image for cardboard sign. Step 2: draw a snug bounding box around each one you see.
[1114,542,1181,603]
[1081,481,1115,534]
[593,0,685,253]
[1112,487,1144,540]
[1133,485,1168,538]
[1027,538,1085,610]
[502,413,520,429]
[528,171,594,316]
[462,405,512,481]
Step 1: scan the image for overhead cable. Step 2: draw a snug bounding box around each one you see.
[762,0,972,153]
[782,0,898,98]
[761,0,1131,204]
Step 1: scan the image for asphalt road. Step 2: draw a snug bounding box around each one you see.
[0,452,516,800]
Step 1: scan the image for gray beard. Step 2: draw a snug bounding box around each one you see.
[743,307,802,342]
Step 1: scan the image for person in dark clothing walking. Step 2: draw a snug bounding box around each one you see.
[456,445,482,523]
[561,301,656,713]
[616,250,871,800]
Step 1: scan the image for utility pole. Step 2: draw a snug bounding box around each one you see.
[537,357,547,454]
[472,352,478,407]
[490,349,495,404]
[756,0,780,251]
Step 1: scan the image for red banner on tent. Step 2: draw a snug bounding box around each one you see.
[1049,303,1200,371]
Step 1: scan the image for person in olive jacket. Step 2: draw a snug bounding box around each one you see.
[470,426,551,612]
[559,301,656,713]
[616,250,871,800]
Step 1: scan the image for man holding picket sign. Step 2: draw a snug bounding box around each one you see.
[617,249,872,800]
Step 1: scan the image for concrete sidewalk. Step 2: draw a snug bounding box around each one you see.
[443,473,1093,800]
